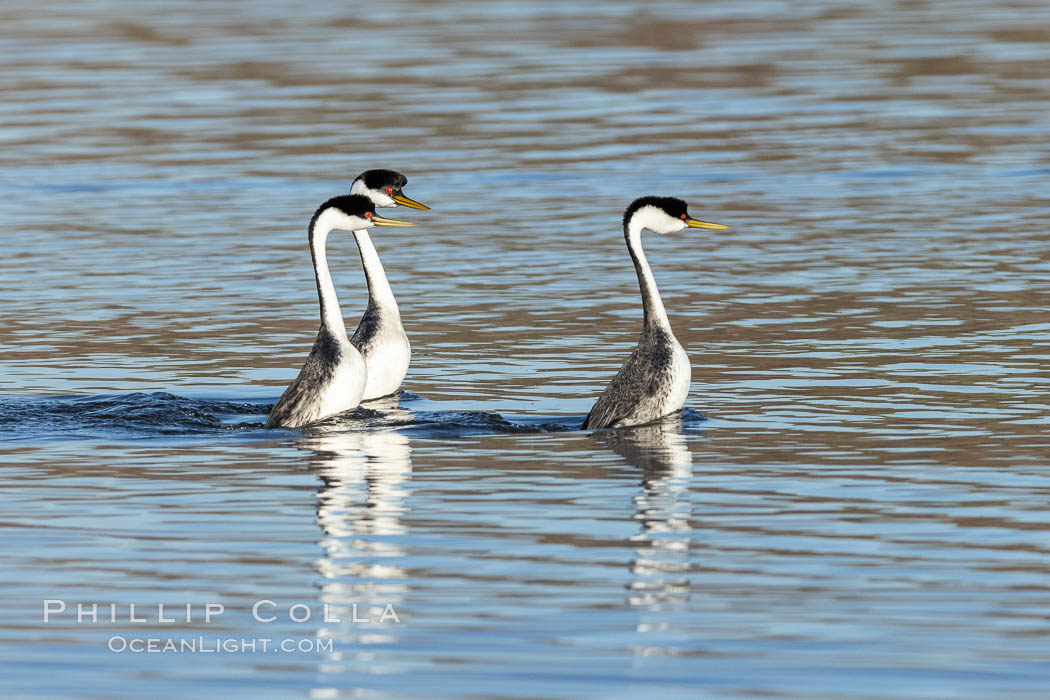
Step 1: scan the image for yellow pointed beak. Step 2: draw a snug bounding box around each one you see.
[371,215,416,227]
[685,218,730,230]
[392,193,430,210]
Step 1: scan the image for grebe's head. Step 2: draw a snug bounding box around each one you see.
[310,194,416,233]
[623,196,728,235]
[350,169,429,210]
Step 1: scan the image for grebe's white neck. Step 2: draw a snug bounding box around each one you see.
[353,229,401,323]
[625,218,673,330]
[309,208,355,337]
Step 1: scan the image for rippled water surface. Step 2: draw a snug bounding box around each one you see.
[3,1,1050,697]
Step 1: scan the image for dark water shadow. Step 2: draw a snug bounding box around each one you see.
[0,392,270,441]
[0,391,709,442]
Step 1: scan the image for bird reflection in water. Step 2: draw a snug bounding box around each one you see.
[294,399,413,665]
[595,414,694,628]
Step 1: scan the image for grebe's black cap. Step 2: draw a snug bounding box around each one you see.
[358,169,408,191]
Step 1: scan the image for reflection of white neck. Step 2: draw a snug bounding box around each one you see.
[628,426,693,612]
[309,429,412,563]
[309,210,348,337]
[625,222,670,330]
[353,230,402,325]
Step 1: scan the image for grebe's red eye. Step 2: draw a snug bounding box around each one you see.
[680,213,687,219]
[365,212,372,218]
[385,187,393,194]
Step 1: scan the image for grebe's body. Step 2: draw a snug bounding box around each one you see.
[583,323,692,431]
[268,324,367,430]
[346,170,429,401]
[583,196,728,430]
[268,195,415,429]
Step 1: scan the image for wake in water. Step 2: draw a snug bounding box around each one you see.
[0,391,706,442]
[0,392,269,441]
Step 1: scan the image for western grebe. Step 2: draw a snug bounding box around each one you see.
[346,169,430,401]
[267,194,415,429]
[582,196,729,430]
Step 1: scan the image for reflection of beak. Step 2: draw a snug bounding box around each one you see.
[685,218,730,230]
[392,193,430,210]
[371,215,416,227]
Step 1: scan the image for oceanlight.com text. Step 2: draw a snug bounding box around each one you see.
[108,636,335,654]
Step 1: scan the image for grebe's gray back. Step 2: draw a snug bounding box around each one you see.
[346,169,430,401]
[267,194,416,429]
[583,196,729,430]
